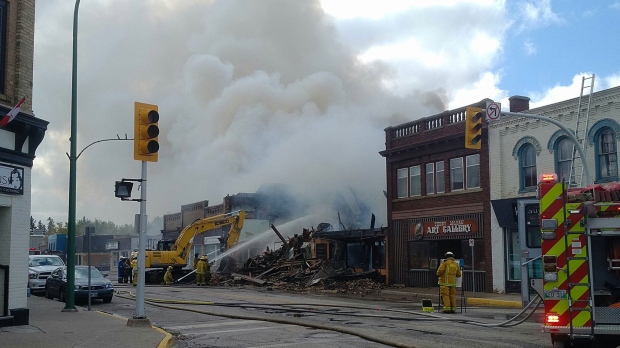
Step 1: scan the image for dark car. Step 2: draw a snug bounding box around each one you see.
[45,266,114,303]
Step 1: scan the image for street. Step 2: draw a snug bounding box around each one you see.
[92,282,550,348]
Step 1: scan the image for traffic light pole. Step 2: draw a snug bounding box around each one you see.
[501,111,591,185]
[129,160,151,325]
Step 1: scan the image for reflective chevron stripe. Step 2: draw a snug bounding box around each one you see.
[539,182,591,329]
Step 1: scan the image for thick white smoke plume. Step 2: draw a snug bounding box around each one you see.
[32,0,466,228]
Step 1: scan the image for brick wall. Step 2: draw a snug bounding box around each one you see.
[382,102,492,290]
[2,0,35,111]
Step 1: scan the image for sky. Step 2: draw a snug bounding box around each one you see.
[30,0,620,230]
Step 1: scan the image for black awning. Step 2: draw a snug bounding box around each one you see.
[491,198,519,228]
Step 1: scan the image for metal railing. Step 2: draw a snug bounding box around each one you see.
[407,269,486,292]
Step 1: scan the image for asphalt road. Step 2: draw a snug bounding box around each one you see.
[99,283,550,348]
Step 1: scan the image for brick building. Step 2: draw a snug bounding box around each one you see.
[0,0,48,327]
[380,100,492,292]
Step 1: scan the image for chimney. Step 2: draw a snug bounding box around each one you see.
[509,95,530,112]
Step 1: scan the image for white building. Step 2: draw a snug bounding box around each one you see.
[489,83,620,294]
[0,0,48,327]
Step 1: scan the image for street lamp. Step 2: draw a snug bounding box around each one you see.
[63,0,81,313]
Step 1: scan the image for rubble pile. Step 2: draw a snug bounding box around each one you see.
[215,229,386,295]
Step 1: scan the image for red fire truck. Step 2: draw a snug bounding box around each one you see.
[537,173,620,347]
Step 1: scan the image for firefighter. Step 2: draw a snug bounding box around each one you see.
[117,257,125,283]
[192,253,200,270]
[131,254,138,286]
[123,257,132,284]
[196,256,207,286]
[163,266,174,285]
[436,251,462,313]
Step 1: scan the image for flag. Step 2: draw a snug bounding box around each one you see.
[0,97,27,127]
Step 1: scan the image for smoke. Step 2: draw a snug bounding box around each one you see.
[31,0,458,227]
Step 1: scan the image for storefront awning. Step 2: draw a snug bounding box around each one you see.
[491,198,519,228]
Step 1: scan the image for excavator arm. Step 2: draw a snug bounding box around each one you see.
[173,210,246,262]
[145,210,246,269]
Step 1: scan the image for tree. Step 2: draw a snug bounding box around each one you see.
[37,220,45,232]
[47,217,55,235]
[30,216,35,232]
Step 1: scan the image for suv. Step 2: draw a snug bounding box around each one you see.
[28,255,65,294]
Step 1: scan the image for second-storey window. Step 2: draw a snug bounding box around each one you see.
[555,138,572,183]
[466,154,480,188]
[450,157,464,190]
[410,165,421,196]
[397,168,408,198]
[436,161,445,193]
[520,144,537,189]
[426,163,435,195]
[597,128,618,182]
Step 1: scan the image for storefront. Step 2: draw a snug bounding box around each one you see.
[391,210,488,292]
[491,196,538,293]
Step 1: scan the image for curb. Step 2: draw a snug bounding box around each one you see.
[97,309,174,348]
[466,297,522,309]
[154,326,174,348]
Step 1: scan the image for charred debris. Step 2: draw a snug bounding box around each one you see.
[215,216,387,294]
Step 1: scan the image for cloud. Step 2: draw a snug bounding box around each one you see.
[611,2,620,10]
[523,39,537,55]
[528,73,596,108]
[516,0,563,32]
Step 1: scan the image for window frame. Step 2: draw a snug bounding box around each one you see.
[435,161,445,193]
[396,168,408,198]
[595,127,618,182]
[409,165,421,196]
[426,163,435,195]
[465,154,480,189]
[450,157,464,191]
[555,137,572,184]
[519,144,537,191]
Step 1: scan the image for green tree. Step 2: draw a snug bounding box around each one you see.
[47,217,55,235]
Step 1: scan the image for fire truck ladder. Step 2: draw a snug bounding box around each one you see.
[568,74,595,187]
[562,187,595,342]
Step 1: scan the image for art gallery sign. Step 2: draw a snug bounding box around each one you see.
[422,219,478,236]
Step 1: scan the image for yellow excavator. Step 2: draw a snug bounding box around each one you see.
[142,210,245,283]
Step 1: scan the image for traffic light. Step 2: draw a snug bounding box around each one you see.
[114,181,133,199]
[465,106,483,149]
[134,102,159,162]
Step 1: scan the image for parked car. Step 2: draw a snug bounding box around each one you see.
[28,255,66,294]
[45,266,114,303]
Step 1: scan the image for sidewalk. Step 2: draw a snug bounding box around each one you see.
[0,295,172,348]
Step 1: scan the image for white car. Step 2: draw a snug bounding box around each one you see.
[28,255,65,294]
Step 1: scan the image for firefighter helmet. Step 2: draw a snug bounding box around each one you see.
[445,251,455,258]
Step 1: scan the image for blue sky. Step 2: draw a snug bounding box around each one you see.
[500,1,620,100]
[30,1,620,227]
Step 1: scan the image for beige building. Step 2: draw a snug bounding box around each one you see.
[489,83,620,294]
[0,0,48,327]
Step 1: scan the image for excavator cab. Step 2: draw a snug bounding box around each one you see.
[157,239,176,251]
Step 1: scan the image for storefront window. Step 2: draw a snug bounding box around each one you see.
[408,242,429,269]
[506,228,521,281]
[460,239,485,271]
